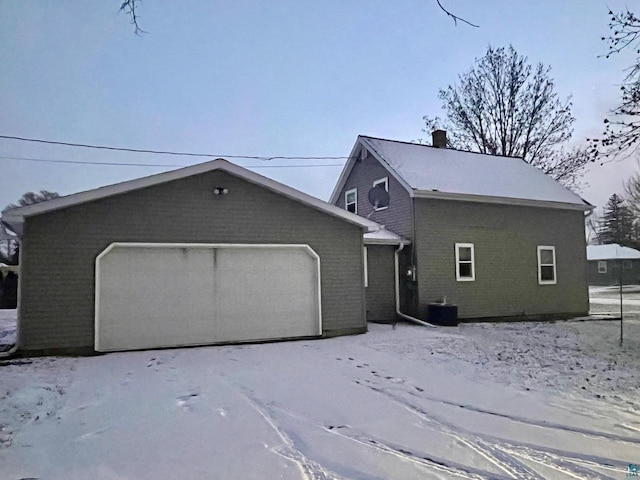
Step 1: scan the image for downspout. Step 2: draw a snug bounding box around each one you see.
[395,242,436,327]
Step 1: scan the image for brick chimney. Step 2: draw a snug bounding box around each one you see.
[432,130,447,148]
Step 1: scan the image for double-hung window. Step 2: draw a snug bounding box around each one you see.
[372,177,389,211]
[537,246,557,285]
[345,188,357,214]
[598,261,607,274]
[455,243,475,281]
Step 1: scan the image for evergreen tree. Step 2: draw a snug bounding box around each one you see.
[596,194,636,247]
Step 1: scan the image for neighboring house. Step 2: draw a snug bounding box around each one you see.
[586,244,640,286]
[330,132,594,322]
[2,159,389,355]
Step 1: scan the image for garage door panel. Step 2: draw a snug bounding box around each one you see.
[96,244,321,352]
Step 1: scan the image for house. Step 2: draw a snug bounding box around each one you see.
[330,132,593,322]
[1,159,392,355]
[586,244,640,286]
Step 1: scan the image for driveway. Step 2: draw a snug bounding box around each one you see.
[1,321,639,479]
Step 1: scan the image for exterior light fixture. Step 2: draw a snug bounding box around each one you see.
[213,187,228,195]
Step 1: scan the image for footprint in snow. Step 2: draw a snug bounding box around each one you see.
[177,393,199,413]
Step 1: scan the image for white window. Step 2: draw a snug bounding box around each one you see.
[598,261,607,274]
[345,188,357,214]
[455,243,475,281]
[363,247,368,288]
[372,177,389,211]
[537,246,557,285]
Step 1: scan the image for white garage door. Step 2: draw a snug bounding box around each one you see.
[95,243,322,352]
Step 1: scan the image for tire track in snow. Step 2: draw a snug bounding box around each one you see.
[233,387,346,480]
[400,388,640,446]
[357,381,542,480]
[361,380,629,479]
[268,404,505,480]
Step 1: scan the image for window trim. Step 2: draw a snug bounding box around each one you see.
[345,188,357,214]
[455,243,475,282]
[372,177,389,211]
[537,246,557,285]
[598,260,607,274]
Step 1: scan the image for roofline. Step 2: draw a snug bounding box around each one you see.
[413,190,594,211]
[328,140,362,204]
[2,158,379,231]
[329,136,415,204]
[358,135,525,161]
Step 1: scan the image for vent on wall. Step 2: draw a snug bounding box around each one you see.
[360,148,368,160]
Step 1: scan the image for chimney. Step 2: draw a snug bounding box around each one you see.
[432,130,447,148]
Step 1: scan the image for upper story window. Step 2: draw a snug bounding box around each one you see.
[598,261,607,274]
[537,246,557,285]
[624,260,633,270]
[455,243,475,281]
[372,177,389,211]
[345,188,357,214]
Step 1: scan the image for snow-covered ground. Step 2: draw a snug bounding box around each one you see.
[1,307,640,478]
[0,308,16,352]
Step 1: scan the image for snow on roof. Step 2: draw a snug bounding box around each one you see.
[364,228,408,245]
[2,159,380,234]
[587,244,640,261]
[358,136,590,209]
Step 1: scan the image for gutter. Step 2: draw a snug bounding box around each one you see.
[394,242,437,328]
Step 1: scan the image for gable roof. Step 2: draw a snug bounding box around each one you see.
[587,244,640,261]
[2,158,381,233]
[330,136,592,211]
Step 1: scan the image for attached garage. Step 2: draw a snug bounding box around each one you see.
[95,243,321,351]
[3,159,379,355]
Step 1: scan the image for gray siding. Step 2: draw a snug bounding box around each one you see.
[334,154,413,238]
[365,246,397,322]
[414,199,589,319]
[587,259,640,286]
[19,170,366,352]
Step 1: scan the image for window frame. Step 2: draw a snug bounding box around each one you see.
[345,188,357,214]
[372,177,389,211]
[537,246,557,285]
[455,243,475,282]
[598,260,607,274]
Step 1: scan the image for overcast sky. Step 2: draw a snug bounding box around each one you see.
[0,1,636,213]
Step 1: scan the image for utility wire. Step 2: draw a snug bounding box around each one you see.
[0,154,344,169]
[0,135,348,161]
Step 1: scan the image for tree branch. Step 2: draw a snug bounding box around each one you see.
[435,0,479,28]
[120,0,147,35]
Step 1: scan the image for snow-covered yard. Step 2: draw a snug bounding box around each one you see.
[1,307,639,479]
[0,308,16,352]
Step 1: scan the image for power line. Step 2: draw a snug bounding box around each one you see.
[0,154,344,169]
[0,135,348,161]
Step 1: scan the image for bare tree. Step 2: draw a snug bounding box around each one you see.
[3,190,60,213]
[119,0,146,35]
[422,45,588,187]
[624,168,640,218]
[588,9,640,161]
[117,0,476,35]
